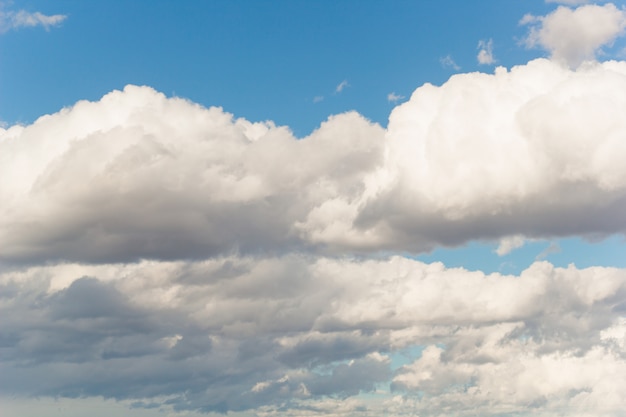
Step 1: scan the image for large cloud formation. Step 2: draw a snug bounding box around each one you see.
[2,59,626,263]
[2,3,626,416]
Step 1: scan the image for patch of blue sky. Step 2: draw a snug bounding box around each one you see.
[415,236,626,275]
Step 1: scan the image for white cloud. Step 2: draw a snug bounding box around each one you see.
[387,92,405,103]
[335,80,349,93]
[0,7,67,33]
[301,59,626,253]
[439,54,460,70]
[477,38,496,65]
[495,235,526,255]
[2,58,626,263]
[522,3,626,68]
[313,95,324,103]
[1,256,624,415]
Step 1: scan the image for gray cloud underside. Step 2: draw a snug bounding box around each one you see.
[1,257,625,415]
[2,59,626,265]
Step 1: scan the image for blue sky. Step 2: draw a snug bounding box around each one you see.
[3,0,558,135]
[1,1,626,417]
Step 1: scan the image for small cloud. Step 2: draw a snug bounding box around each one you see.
[313,96,324,103]
[477,39,496,65]
[335,80,349,93]
[520,3,626,68]
[440,55,460,71]
[0,7,67,33]
[495,235,526,256]
[387,92,405,103]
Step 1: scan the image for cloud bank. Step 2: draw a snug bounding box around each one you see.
[1,256,624,415]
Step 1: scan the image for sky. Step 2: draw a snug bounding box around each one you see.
[1,1,626,416]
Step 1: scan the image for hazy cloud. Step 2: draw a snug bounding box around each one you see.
[440,54,461,70]
[0,7,66,33]
[477,38,496,64]
[387,92,405,103]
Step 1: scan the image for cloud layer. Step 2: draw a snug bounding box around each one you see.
[1,256,624,415]
[3,58,626,264]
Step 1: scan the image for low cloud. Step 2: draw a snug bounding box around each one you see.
[1,256,624,414]
[522,3,626,68]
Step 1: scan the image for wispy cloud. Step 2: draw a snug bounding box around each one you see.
[477,38,496,65]
[313,95,324,103]
[440,54,460,70]
[335,79,349,93]
[387,92,405,103]
[0,7,67,33]
[536,241,562,261]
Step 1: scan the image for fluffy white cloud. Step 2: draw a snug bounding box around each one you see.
[301,58,626,252]
[0,7,66,33]
[1,256,624,415]
[2,58,626,264]
[0,86,385,263]
[522,3,626,68]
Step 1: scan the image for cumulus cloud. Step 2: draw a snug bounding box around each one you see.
[477,38,496,64]
[0,7,67,33]
[0,86,385,263]
[1,256,624,415]
[3,58,626,264]
[522,3,626,68]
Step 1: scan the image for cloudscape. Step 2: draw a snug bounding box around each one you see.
[1,1,625,417]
